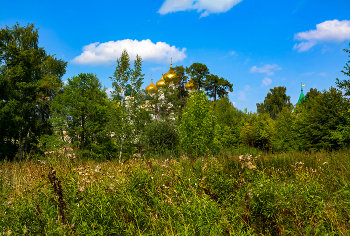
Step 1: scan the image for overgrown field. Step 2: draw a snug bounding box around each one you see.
[1,148,350,235]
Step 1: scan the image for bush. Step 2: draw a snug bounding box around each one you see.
[140,119,179,154]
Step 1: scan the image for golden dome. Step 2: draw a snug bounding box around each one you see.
[185,79,198,90]
[146,79,157,93]
[163,62,177,84]
[156,74,166,88]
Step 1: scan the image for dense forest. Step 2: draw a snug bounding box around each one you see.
[1,23,350,162]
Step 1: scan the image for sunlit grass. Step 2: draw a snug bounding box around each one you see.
[0,148,349,235]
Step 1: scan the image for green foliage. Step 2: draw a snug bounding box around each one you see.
[1,149,350,235]
[161,65,190,122]
[50,73,112,158]
[186,63,210,90]
[335,43,350,96]
[140,119,179,154]
[272,106,299,152]
[295,87,350,151]
[204,74,233,101]
[109,49,150,162]
[0,22,67,160]
[256,86,293,120]
[179,91,221,157]
[240,112,275,151]
[214,97,244,148]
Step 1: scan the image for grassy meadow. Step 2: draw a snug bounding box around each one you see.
[1,148,350,235]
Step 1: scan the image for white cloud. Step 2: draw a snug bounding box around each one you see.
[244,85,252,91]
[249,64,282,76]
[158,0,243,18]
[300,72,315,76]
[238,91,246,100]
[318,72,327,77]
[71,39,187,66]
[229,50,236,55]
[244,58,250,65]
[262,77,272,87]
[232,102,236,106]
[293,20,350,52]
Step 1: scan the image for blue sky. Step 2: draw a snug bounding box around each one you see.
[1,0,350,112]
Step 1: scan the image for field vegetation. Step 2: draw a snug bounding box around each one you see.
[1,23,350,235]
[1,148,350,235]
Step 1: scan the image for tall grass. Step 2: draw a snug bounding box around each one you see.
[0,148,349,235]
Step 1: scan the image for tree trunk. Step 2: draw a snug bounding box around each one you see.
[214,87,217,102]
[18,126,23,161]
[24,127,31,160]
[81,113,85,150]
[0,128,3,148]
[119,100,125,163]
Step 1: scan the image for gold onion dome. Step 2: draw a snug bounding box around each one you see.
[156,74,166,88]
[163,62,177,84]
[185,79,198,90]
[146,79,157,93]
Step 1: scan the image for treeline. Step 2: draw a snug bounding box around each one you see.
[0,23,349,161]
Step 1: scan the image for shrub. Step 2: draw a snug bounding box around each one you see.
[140,119,179,154]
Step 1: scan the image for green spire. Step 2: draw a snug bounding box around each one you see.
[297,82,305,104]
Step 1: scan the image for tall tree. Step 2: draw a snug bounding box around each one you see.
[178,91,221,157]
[256,86,293,120]
[272,106,298,152]
[109,49,150,162]
[0,23,67,160]
[295,87,350,151]
[186,63,210,91]
[213,96,244,148]
[335,43,350,96]
[50,73,111,158]
[204,74,233,101]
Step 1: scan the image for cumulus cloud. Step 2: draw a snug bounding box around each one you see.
[262,77,272,87]
[71,39,187,66]
[249,64,282,76]
[300,72,315,76]
[293,20,350,52]
[158,0,243,18]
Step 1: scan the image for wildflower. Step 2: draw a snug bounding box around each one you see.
[260,184,263,187]
[230,199,232,201]
[322,162,328,165]
[94,165,101,172]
